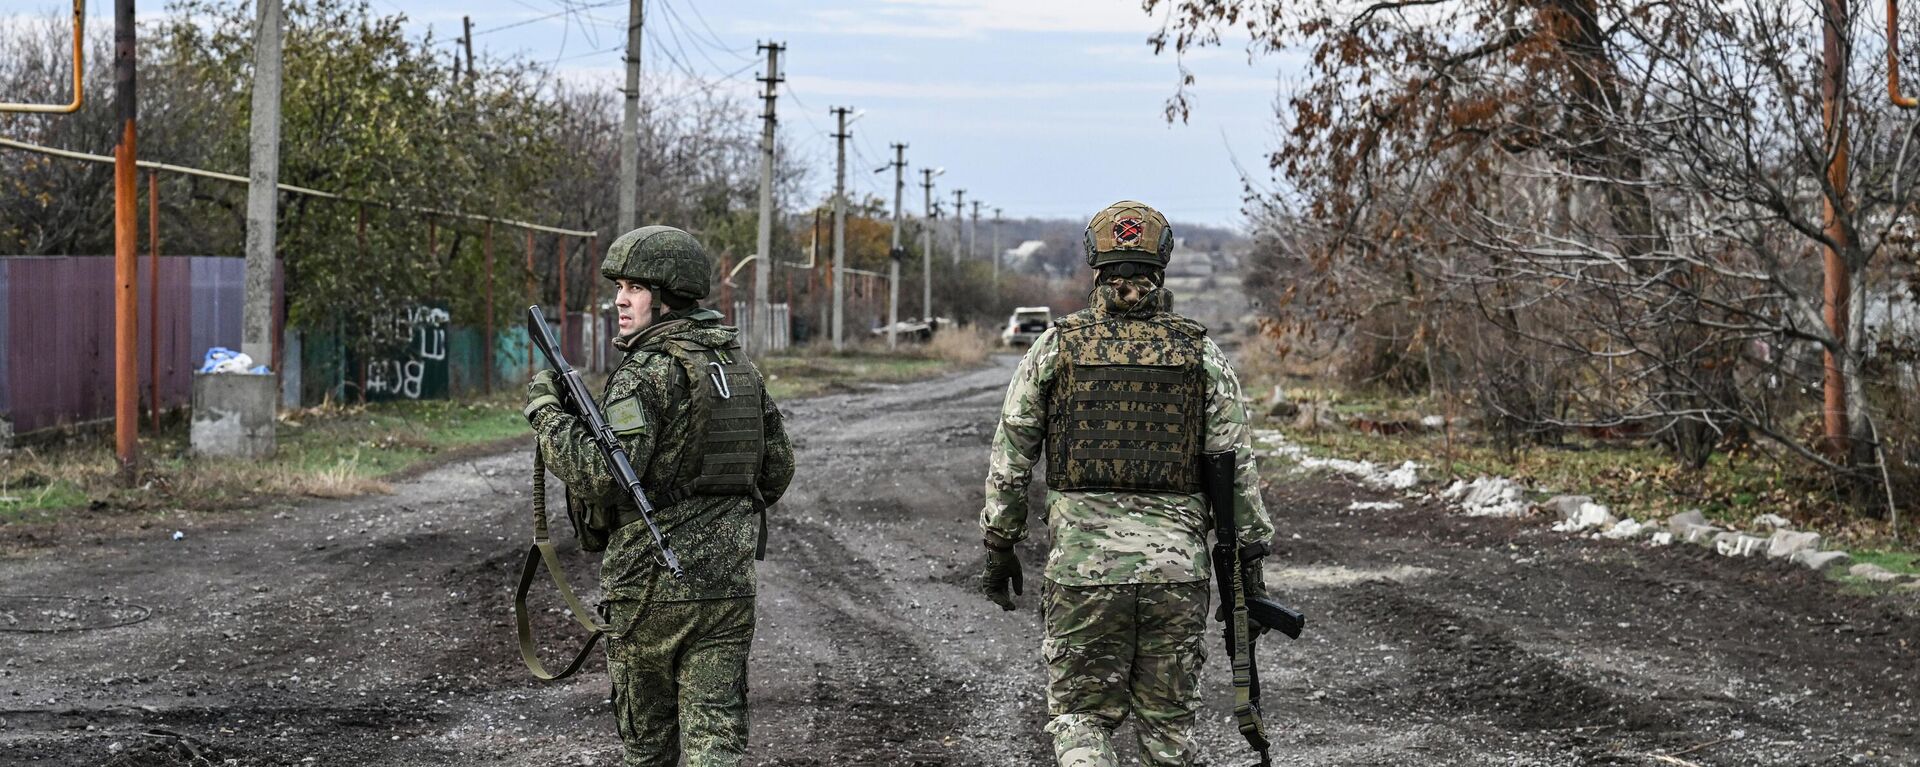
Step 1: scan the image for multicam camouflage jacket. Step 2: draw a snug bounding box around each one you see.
[531,308,796,603]
[981,280,1274,586]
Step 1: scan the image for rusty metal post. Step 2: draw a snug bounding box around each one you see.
[113,0,139,479]
[720,255,734,321]
[557,237,570,360]
[579,238,595,374]
[525,229,535,378]
[1892,0,1919,108]
[1822,0,1854,459]
[147,170,159,432]
[583,232,591,367]
[484,221,495,393]
[356,204,368,404]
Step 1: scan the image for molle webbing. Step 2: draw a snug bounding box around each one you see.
[1047,316,1205,493]
[657,341,764,506]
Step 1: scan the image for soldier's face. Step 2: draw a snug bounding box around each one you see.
[613,278,655,336]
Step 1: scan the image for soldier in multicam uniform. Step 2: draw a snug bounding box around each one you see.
[525,225,795,767]
[979,201,1276,767]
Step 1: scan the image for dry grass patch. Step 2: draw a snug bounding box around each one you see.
[920,326,991,365]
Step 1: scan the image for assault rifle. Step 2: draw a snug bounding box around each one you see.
[1206,450,1306,766]
[513,306,682,682]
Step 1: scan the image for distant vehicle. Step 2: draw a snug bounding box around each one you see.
[1001,306,1052,346]
[871,316,951,342]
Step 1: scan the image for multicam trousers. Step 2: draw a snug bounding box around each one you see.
[1042,579,1210,767]
[604,596,756,767]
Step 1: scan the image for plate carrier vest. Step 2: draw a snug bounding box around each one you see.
[1045,311,1207,494]
[653,339,766,507]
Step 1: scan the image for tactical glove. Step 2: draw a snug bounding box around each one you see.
[524,369,563,421]
[982,539,1024,611]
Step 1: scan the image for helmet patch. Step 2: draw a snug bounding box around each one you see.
[1112,216,1145,246]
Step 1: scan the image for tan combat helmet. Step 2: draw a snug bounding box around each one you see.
[1083,200,1174,269]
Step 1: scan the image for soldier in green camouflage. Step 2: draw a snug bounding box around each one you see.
[525,225,795,767]
[979,201,1276,767]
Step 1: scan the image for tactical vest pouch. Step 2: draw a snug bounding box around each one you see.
[1051,363,1203,492]
[656,342,766,506]
[1045,315,1208,494]
[564,489,614,553]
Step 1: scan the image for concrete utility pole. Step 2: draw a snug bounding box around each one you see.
[113,0,139,477]
[830,106,851,351]
[461,16,474,89]
[950,188,966,265]
[243,0,282,375]
[969,200,981,263]
[881,143,906,350]
[751,42,783,353]
[618,0,644,236]
[991,207,1002,291]
[919,167,941,320]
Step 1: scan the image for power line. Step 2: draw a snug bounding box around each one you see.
[660,0,752,57]
[472,0,625,37]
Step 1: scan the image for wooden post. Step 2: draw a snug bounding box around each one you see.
[147,170,159,432]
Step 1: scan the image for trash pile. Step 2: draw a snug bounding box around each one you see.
[200,347,270,375]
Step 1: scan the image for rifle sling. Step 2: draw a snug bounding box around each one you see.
[514,446,612,681]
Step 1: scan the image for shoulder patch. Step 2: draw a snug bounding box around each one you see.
[607,395,648,436]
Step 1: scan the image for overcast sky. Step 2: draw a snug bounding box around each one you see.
[30,0,1300,228]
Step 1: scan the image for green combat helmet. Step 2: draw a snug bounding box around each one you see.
[601,225,711,301]
[1083,200,1174,269]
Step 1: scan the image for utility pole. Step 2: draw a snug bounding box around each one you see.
[969,200,982,263]
[751,42,784,354]
[461,15,474,89]
[244,0,282,379]
[919,167,941,321]
[950,188,966,265]
[1820,0,1857,461]
[830,106,851,351]
[113,0,139,478]
[991,207,1003,295]
[618,0,644,236]
[881,143,906,350]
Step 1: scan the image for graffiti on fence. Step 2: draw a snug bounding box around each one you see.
[358,305,450,401]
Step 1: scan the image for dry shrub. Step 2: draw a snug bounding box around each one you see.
[923,326,990,365]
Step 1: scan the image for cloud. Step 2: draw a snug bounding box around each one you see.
[786,73,1278,101]
[733,0,1173,39]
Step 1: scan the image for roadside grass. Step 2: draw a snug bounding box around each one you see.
[760,329,990,400]
[4,344,986,523]
[0,394,529,521]
[1831,551,1920,593]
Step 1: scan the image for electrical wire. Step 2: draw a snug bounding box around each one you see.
[473,0,625,37]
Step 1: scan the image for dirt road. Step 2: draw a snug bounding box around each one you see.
[3,355,1915,766]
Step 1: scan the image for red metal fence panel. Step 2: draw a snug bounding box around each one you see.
[1,256,251,437]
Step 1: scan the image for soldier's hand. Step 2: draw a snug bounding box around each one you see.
[982,544,1023,611]
[1217,557,1273,637]
[524,369,563,421]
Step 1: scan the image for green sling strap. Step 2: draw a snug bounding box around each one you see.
[514,445,611,681]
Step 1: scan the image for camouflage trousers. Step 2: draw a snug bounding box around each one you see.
[605,596,756,767]
[1042,579,1210,767]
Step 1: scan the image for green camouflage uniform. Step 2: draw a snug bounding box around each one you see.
[531,308,795,767]
[981,279,1273,767]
